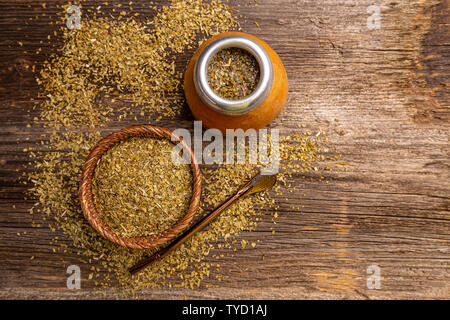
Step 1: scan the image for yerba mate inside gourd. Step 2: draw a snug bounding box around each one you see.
[207,47,260,100]
[92,137,193,238]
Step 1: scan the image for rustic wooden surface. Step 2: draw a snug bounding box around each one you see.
[0,0,449,299]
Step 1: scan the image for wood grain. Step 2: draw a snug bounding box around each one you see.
[0,0,448,299]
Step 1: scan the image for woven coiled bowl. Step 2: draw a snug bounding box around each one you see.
[79,125,202,250]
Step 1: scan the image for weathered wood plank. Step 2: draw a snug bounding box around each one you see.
[0,0,449,299]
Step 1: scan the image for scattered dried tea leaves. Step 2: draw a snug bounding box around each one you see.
[39,16,181,128]
[129,162,269,290]
[92,137,193,238]
[26,1,339,295]
[39,0,238,130]
[27,0,242,294]
[208,47,260,100]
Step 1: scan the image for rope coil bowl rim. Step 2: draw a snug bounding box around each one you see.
[79,125,202,250]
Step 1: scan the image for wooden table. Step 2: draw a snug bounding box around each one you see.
[0,0,448,299]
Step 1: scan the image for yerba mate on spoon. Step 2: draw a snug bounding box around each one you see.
[129,172,277,274]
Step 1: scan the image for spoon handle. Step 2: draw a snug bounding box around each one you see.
[129,184,253,274]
